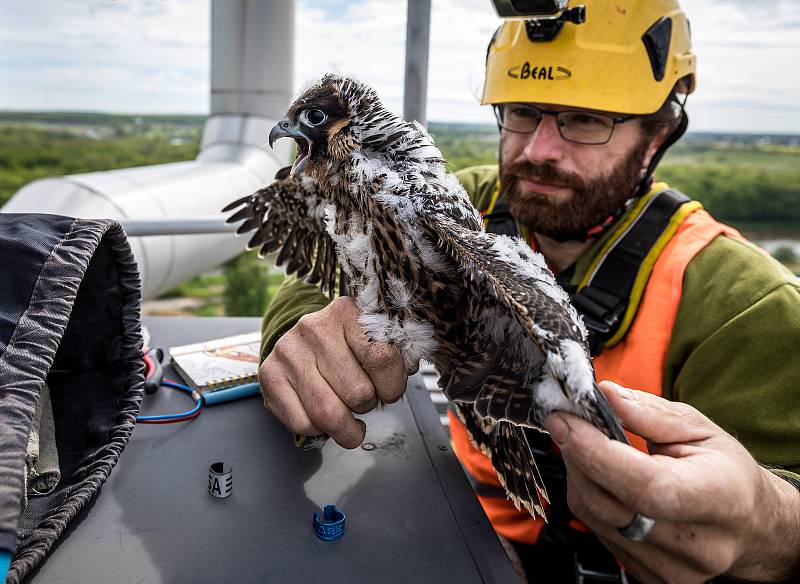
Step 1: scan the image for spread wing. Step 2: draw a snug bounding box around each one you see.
[222,167,342,299]
[421,214,625,440]
[421,214,628,518]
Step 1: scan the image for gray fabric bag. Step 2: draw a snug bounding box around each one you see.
[0,214,144,583]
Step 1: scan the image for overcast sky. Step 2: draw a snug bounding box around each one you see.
[1,0,798,133]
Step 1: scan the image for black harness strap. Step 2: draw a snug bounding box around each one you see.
[481,197,519,236]
[572,188,690,355]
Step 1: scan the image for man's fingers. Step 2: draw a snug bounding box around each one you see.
[359,340,407,403]
[312,329,379,415]
[598,536,675,584]
[273,338,366,448]
[336,300,407,404]
[259,358,320,436]
[567,456,730,563]
[597,519,728,584]
[565,460,633,527]
[598,381,714,445]
[293,300,381,414]
[565,457,734,577]
[293,366,367,449]
[548,412,711,522]
[297,370,366,448]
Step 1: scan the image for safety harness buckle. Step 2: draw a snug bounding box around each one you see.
[574,552,629,584]
[571,286,626,356]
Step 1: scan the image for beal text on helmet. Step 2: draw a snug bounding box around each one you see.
[507,63,572,81]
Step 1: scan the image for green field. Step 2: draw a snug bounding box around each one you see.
[2,113,799,222]
[0,115,201,205]
[1,112,798,315]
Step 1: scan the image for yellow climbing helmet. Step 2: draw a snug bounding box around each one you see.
[482,0,696,114]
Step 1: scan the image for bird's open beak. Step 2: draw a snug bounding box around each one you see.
[268,117,301,148]
[269,117,313,176]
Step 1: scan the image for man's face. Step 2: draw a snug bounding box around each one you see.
[499,103,658,241]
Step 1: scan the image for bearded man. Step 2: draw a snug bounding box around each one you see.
[256,1,800,581]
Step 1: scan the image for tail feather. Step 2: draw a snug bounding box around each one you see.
[492,422,549,518]
[454,402,549,520]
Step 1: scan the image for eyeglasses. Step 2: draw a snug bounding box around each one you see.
[493,103,636,145]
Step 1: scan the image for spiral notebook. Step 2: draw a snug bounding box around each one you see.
[168,332,261,393]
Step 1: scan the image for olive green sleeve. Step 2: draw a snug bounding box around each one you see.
[260,275,330,362]
[260,165,500,361]
[455,164,499,211]
[664,235,800,475]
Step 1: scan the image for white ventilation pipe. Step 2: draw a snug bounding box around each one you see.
[1,0,293,300]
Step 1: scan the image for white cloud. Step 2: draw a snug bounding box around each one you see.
[0,0,798,132]
[679,0,800,132]
[295,0,407,107]
[294,0,499,124]
[0,0,209,113]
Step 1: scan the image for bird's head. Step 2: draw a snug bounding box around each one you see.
[268,74,369,177]
[269,74,440,178]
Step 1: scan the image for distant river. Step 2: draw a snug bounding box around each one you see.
[740,226,800,256]
[751,238,800,256]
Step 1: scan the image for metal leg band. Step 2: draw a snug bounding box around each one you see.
[208,462,232,498]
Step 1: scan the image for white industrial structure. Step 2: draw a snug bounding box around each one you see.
[1,0,432,300]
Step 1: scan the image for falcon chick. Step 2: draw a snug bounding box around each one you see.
[223,73,628,518]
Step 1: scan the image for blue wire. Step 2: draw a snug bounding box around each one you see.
[162,379,194,392]
[0,549,10,584]
[136,378,203,422]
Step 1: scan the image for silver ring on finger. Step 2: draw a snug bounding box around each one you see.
[618,512,655,542]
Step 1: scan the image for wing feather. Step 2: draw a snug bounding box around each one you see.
[223,168,342,299]
[428,215,628,519]
[422,215,627,442]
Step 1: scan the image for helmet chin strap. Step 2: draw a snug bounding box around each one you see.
[636,107,689,198]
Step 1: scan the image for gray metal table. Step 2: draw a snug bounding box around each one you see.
[28,317,517,583]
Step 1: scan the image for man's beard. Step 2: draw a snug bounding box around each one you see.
[499,140,649,242]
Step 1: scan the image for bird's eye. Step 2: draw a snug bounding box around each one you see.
[301,109,327,127]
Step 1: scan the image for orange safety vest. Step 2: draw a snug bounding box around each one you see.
[450,187,744,544]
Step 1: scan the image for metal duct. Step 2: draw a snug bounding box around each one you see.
[403,0,432,126]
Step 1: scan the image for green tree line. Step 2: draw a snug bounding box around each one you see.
[1,123,798,316]
[3,124,799,224]
[0,126,199,205]
[657,163,800,223]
